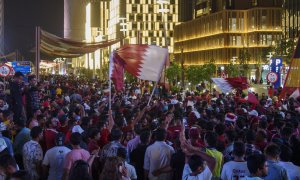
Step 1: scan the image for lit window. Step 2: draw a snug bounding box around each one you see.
[252,0,257,6]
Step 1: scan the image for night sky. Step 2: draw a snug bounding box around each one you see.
[4,0,64,60]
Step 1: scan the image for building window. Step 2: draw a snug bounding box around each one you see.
[229,0,232,7]
[252,0,257,6]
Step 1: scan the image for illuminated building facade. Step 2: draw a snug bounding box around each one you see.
[174,0,283,66]
[283,0,300,39]
[108,0,179,53]
[65,0,178,72]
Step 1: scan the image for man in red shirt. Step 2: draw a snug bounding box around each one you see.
[44,117,59,150]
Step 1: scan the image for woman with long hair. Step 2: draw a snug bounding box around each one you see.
[68,160,92,180]
[99,157,130,180]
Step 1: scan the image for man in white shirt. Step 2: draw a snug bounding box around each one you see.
[221,142,250,180]
[117,147,137,180]
[22,126,44,180]
[278,145,300,180]
[144,128,175,180]
[180,140,216,180]
[242,154,268,180]
[42,133,71,180]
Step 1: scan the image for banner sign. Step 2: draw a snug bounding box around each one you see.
[12,61,31,75]
[270,58,282,88]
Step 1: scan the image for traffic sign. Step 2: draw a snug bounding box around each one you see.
[0,65,11,77]
[266,72,278,83]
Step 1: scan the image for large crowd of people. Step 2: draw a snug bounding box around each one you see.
[0,71,299,180]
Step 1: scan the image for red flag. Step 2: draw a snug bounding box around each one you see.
[109,52,125,91]
[248,91,259,105]
[110,45,168,91]
[212,77,249,93]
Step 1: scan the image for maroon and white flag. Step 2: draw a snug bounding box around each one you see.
[110,45,168,91]
[212,77,249,93]
[290,88,300,100]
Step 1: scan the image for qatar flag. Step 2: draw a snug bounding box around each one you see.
[290,88,300,100]
[211,77,249,93]
[110,45,168,91]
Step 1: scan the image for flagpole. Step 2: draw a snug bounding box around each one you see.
[108,52,113,110]
[35,26,41,81]
[147,80,159,106]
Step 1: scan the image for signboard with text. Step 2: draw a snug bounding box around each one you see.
[270,58,282,88]
[11,61,31,75]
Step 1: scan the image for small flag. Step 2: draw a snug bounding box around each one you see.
[211,77,249,93]
[290,88,300,100]
[248,91,259,105]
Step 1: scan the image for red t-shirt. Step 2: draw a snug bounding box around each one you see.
[98,128,110,148]
[88,139,100,153]
[44,129,58,150]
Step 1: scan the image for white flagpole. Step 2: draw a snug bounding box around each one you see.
[147,80,160,106]
[108,52,114,110]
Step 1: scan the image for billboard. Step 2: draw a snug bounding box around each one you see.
[270,58,282,88]
[11,61,31,75]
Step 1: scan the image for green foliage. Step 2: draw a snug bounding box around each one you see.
[166,62,180,85]
[100,62,109,81]
[125,71,137,83]
[202,59,216,82]
[170,85,181,93]
[185,65,203,86]
[273,38,295,65]
[238,48,251,77]
[225,62,239,77]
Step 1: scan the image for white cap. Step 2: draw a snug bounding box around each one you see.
[171,99,178,104]
[72,125,84,134]
[248,110,258,117]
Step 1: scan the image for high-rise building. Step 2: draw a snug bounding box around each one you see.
[67,0,179,72]
[283,0,300,39]
[178,0,194,22]
[108,0,179,53]
[0,0,3,54]
[174,0,283,71]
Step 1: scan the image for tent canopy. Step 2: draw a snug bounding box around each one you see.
[40,30,120,58]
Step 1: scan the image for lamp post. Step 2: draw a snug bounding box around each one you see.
[156,0,169,86]
[231,56,238,65]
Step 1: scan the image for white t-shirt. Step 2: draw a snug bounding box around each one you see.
[241,177,263,180]
[42,146,71,180]
[278,161,300,180]
[144,141,175,180]
[182,164,212,180]
[125,162,137,180]
[221,161,250,180]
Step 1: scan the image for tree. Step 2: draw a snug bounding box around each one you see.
[225,62,239,77]
[165,62,180,86]
[238,48,251,77]
[185,65,203,88]
[125,71,137,83]
[202,59,217,92]
[100,61,109,81]
[273,38,295,65]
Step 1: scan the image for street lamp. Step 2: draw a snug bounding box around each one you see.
[156,0,169,86]
[53,58,65,75]
[231,56,238,64]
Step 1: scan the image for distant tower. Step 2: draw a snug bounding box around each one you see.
[0,0,4,54]
[64,0,86,41]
